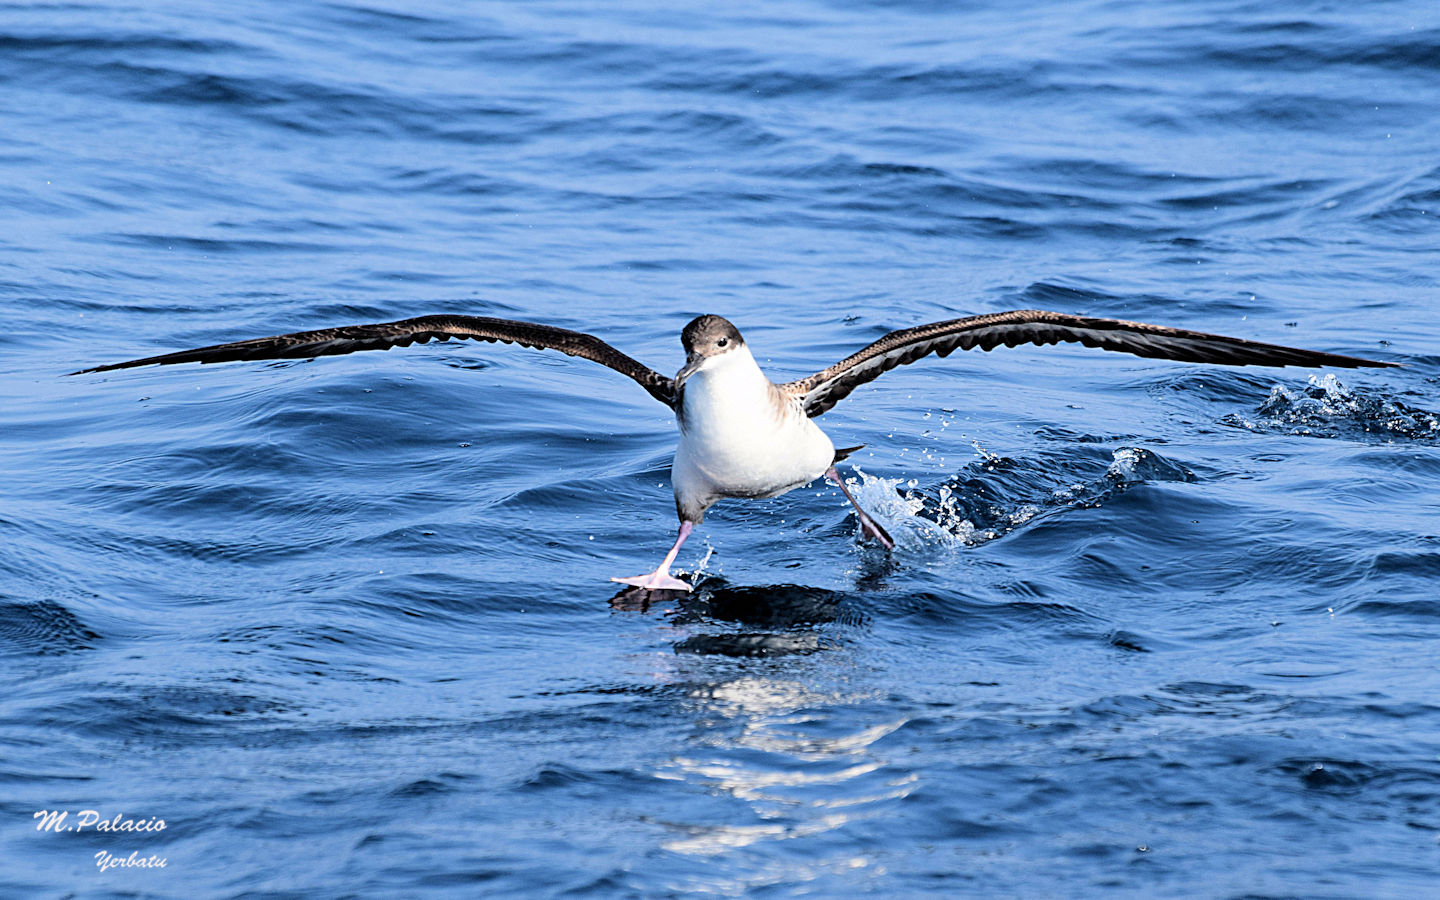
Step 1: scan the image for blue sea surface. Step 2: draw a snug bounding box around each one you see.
[1,0,1438,895]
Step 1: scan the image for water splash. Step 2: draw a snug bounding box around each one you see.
[850,467,973,551]
[1222,374,1438,442]
[687,541,719,583]
[845,447,1193,550]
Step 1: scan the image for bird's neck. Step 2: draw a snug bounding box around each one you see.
[678,346,780,431]
[690,345,772,393]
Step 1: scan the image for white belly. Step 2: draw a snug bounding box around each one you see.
[671,351,834,521]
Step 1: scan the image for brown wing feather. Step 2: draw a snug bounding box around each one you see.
[784,309,1396,418]
[70,314,678,408]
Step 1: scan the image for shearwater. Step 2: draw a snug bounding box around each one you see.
[73,309,1395,591]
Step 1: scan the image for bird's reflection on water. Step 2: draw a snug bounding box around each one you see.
[642,637,913,890]
[609,575,920,890]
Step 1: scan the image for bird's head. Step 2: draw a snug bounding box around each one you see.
[676,315,745,385]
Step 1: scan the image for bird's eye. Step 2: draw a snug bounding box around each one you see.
[717,338,729,347]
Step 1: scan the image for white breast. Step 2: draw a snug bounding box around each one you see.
[671,345,834,520]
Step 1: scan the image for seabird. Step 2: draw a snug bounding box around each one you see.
[73,310,1395,591]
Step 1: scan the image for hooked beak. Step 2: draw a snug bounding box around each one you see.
[675,353,704,388]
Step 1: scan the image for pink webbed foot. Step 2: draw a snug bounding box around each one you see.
[610,520,696,592]
[610,571,693,592]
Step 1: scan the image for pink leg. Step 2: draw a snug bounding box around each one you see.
[611,521,696,591]
[826,467,895,550]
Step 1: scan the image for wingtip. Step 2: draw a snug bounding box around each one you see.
[66,362,124,376]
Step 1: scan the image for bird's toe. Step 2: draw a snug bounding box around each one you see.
[610,573,693,592]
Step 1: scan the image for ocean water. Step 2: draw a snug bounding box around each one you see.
[1,0,1438,895]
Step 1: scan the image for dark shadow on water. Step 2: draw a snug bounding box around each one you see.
[671,580,859,627]
[609,578,863,658]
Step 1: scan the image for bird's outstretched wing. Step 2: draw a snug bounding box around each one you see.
[70,314,678,407]
[783,309,1396,418]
